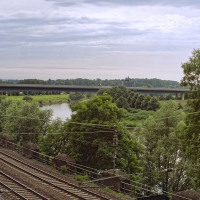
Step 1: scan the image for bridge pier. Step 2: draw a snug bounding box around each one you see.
[175,93,178,100]
[181,93,185,100]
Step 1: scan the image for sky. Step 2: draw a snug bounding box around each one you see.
[0,0,200,81]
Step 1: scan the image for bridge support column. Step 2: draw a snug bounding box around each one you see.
[181,93,185,100]
[175,93,178,100]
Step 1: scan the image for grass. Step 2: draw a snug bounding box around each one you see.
[3,94,69,105]
[159,100,187,107]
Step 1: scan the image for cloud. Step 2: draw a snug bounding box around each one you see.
[0,0,200,81]
[45,0,200,8]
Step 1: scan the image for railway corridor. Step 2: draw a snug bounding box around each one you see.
[0,149,114,200]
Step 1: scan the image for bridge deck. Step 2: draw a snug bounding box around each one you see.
[0,84,190,94]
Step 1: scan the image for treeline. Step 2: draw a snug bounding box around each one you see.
[5,78,181,88]
[0,79,18,84]
[98,85,159,111]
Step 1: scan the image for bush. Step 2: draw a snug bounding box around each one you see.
[22,96,33,101]
[74,174,89,182]
[38,100,43,105]
[60,165,68,174]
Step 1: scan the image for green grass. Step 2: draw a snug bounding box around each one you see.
[159,100,187,107]
[3,94,69,105]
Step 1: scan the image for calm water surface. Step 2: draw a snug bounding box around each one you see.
[41,103,72,121]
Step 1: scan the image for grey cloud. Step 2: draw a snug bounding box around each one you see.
[45,0,200,8]
[0,11,148,48]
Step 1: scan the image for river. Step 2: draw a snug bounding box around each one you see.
[41,103,72,121]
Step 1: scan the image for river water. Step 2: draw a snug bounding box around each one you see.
[41,103,72,121]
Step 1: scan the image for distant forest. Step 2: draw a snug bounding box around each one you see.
[1,78,181,88]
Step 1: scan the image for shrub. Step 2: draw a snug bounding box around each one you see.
[74,174,89,182]
[60,165,68,174]
[22,96,33,101]
[38,100,43,105]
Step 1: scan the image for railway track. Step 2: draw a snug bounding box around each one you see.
[0,150,112,200]
[0,171,49,200]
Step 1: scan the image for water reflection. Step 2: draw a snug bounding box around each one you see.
[41,103,72,121]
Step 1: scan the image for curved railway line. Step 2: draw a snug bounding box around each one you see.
[0,150,113,200]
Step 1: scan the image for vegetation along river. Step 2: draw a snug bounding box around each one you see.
[41,103,72,120]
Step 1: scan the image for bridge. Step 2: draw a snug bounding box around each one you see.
[0,84,190,100]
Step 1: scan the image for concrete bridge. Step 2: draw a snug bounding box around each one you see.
[0,84,190,100]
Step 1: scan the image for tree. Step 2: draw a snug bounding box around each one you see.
[98,86,159,111]
[23,95,33,101]
[39,118,64,156]
[141,95,151,110]
[135,101,193,193]
[2,101,52,144]
[41,94,142,176]
[0,97,12,134]
[115,96,129,110]
[134,94,145,109]
[147,96,160,111]
[179,49,200,188]
[181,49,200,91]
[68,92,84,103]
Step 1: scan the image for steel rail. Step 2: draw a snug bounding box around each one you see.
[0,171,49,200]
[0,150,111,200]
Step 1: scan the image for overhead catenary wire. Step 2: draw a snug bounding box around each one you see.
[1,139,187,200]
[1,143,192,200]
[2,111,200,131]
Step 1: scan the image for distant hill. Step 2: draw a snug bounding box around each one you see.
[3,78,181,88]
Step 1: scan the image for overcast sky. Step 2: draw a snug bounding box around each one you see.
[0,0,200,81]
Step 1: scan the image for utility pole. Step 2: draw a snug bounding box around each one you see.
[162,168,173,192]
[113,129,118,173]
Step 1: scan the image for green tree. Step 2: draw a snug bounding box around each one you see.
[147,96,160,111]
[2,101,52,144]
[179,49,200,188]
[135,101,193,193]
[134,95,145,109]
[115,96,129,110]
[130,93,139,108]
[23,95,33,101]
[0,97,12,134]
[39,118,64,156]
[42,94,142,176]
[141,95,151,110]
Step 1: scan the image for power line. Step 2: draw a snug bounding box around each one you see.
[2,109,200,130]
[1,130,113,135]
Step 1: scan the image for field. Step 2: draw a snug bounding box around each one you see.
[4,94,69,105]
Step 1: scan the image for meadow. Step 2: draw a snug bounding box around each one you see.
[4,94,69,105]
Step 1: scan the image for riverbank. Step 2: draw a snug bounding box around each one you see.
[3,94,69,105]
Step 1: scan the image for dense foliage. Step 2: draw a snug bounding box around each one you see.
[135,101,193,193]
[97,85,159,111]
[39,94,142,177]
[1,70,198,193]
[179,49,200,188]
[0,96,52,144]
